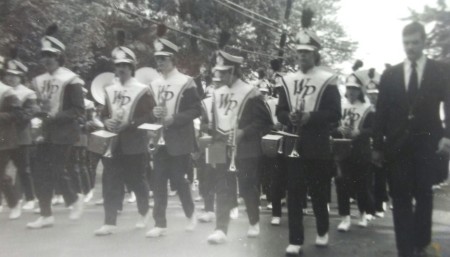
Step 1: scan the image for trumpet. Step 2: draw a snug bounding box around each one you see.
[228,117,238,172]
[288,97,305,158]
[277,125,285,154]
[148,85,168,152]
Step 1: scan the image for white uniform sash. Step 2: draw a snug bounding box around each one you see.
[341,100,373,131]
[213,79,256,135]
[281,67,336,112]
[201,96,213,123]
[12,84,37,105]
[149,69,195,117]
[265,97,278,124]
[0,82,14,108]
[105,78,149,125]
[33,67,84,116]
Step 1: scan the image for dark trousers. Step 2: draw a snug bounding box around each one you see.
[102,153,150,225]
[0,150,19,208]
[152,147,194,228]
[88,151,102,190]
[260,156,274,199]
[335,157,374,216]
[387,139,437,256]
[34,144,79,216]
[271,154,287,217]
[67,147,91,195]
[372,164,389,212]
[196,153,215,212]
[215,157,260,234]
[287,158,332,245]
[11,146,35,201]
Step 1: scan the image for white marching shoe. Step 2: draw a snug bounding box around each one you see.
[94,225,117,236]
[315,233,329,247]
[27,216,55,229]
[127,192,136,203]
[247,222,260,238]
[207,230,227,244]
[229,207,239,220]
[84,190,94,203]
[285,244,302,255]
[9,202,22,219]
[22,200,36,211]
[270,216,281,226]
[185,212,197,231]
[337,215,351,232]
[198,212,215,223]
[135,211,151,229]
[69,194,84,220]
[146,227,167,238]
[358,213,369,227]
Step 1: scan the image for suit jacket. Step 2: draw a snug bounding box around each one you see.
[277,76,341,160]
[0,85,24,150]
[164,84,202,156]
[373,59,450,160]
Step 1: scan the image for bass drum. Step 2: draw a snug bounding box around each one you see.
[135,67,161,86]
[90,72,115,105]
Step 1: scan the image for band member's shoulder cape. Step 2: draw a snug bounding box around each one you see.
[265,97,278,124]
[149,69,196,117]
[201,96,213,123]
[213,79,259,135]
[12,84,37,105]
[341,99,373,131]
[32,67,84,116]
[0,81,15,108]
[105,77,150,124]
[281,67,336,112]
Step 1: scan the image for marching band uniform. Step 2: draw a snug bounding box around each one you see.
[94,46,156,235]
[27,32,86,228]
[277,28,341,253]
[0,61,25,219]
[206,50,273,244]
[4,58,39,210]
[334,73,375,232]
[146,38,201,237]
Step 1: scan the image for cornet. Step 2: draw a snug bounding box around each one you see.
[288,97,305,158]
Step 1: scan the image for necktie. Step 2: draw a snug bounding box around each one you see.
[408,61,418,105]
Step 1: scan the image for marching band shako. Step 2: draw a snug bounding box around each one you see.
[213,79,256,135]
[32,67,84,117]
[149,69,195,118]
[281,67,336,112]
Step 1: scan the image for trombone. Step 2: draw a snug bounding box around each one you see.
[228,117,238,172]
[288,97,305,158]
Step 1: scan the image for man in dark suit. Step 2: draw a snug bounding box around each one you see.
[372,22,450,257]
[146,38,201,238]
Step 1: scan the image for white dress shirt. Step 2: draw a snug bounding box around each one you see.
[404,54,427,91]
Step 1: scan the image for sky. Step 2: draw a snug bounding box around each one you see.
[336,0,446,73]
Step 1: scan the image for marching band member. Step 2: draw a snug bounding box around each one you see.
[0,55,25,219]
[334,72,375,232]
[3,51,39,211]
[146,37,201,238]
[27,24,85,228]
[206,50,272,244]
[276,10,341,254]
[94,41,156,236]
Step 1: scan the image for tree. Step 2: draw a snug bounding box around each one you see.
[409,0,450,63]
[0,0,356,87]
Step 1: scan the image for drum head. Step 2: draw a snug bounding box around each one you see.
[135,67,161,86]
[91,72,115,105]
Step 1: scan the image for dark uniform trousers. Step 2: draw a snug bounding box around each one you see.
[102,152,149,225]
[0,150,19,208]
[387,136,436,256]
[287,158,332,245]
[215,157,260,234]
[195,153,216,212]
[11,146,35,201]
[335,156,375,216]
[67,146,92,195]
[34,143,78,216]
[371,163,389,212]
[271,154,288,217]
[152,147,195,228]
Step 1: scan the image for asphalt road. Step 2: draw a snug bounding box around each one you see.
[1,176,449,257]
